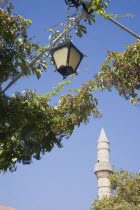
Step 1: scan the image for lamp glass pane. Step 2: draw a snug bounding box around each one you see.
[69,47,81,71]
[53,47,68,69]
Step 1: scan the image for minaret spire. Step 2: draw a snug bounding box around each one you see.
[94,128,114,200]
[98,128,109,142]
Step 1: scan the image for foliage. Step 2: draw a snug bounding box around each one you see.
[88,0,111,16]
[0,80,101,172]
[48,0,112,39]
[76,0,112,38]
[1,0,139,173]
[0,0,48,87]
[95,41,140,104]
[92,170,140,210]
[0,0,112,172]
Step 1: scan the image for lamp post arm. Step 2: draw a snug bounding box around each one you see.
[78,0,140,39]
[108,17,140,39]
[2,11,86,94]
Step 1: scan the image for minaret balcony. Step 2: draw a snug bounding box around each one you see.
[94,161,114,178]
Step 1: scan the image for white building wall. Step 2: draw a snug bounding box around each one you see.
[97,148,110,162]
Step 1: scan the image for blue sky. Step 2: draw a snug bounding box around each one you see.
[1,0,140,210]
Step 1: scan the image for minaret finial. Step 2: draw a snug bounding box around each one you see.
[98,128,109,142]
[94,129,114,199]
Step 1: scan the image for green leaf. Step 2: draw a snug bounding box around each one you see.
[48,29,54,33]
[35,69,42,79]
[69,89,78,92]
[76,29,83,38]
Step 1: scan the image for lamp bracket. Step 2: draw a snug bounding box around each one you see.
[65,0,81,7]
[64,0,92,14]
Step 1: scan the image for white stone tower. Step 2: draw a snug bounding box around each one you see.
[94,128,114,200]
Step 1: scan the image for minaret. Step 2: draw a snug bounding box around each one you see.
[94,128,114,200]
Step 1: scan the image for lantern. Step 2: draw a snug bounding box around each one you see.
[51,41,84,78]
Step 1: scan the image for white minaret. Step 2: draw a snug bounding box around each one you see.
[94,128,114,200]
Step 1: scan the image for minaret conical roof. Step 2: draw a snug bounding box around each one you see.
[98,128,109,143]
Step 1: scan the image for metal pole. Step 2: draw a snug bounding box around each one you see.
[108,17,140,40]
[2,11,86,94]
[79,0,140,39]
